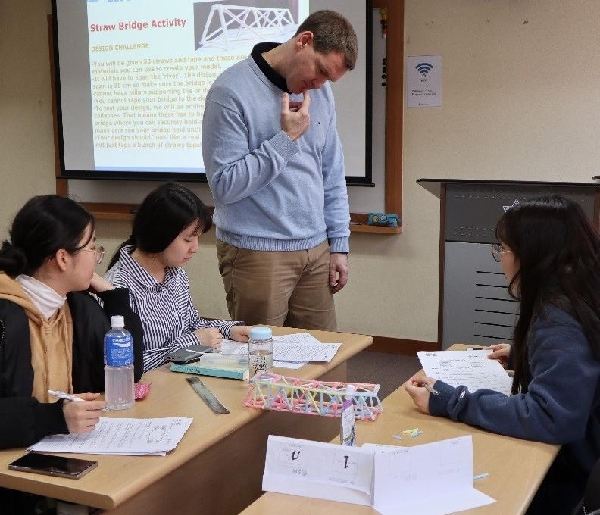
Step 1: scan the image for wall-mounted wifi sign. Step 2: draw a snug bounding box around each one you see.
[407,55,442,108]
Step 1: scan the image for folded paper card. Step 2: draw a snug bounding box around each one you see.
[263,435,374,506]
[262,435,495,515]
[370,436,495,515]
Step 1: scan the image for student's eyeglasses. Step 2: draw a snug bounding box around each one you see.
[491,243,512,263]
[81,245,105,265]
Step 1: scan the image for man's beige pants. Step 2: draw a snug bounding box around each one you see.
[216,240,337,331]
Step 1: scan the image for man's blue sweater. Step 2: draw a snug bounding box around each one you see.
[202,49,350,253]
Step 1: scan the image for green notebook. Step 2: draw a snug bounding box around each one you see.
[170,362,249,381]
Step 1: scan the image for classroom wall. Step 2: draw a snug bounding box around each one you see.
[0,1,57,225]
[3,0,600,344]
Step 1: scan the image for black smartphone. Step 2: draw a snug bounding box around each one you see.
[166,344,213,364]
[8,453,98,479]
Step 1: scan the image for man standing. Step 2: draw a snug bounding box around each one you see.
[202,10,357,331]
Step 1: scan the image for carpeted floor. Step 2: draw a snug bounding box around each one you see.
[346,351,421,400]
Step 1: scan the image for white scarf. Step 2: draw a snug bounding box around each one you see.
[16,274,66,320]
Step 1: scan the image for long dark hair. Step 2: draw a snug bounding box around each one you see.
[0,195,94,277]
[495,196,600,393]
[107,182,212,269]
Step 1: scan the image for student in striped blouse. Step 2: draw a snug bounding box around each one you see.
[105,183,251,372]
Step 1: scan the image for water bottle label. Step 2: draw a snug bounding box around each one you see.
[250,354,268,372]
[105,333,133,367]
[249,349,273,377]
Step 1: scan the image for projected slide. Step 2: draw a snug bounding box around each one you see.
[84,0,308,174]
[54,0,370,182]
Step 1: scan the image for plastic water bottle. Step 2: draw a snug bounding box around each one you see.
[248,326,273,379]
[340,384,356,446]
[104,315,134,410]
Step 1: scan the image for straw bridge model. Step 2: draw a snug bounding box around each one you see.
[243,372,383,420]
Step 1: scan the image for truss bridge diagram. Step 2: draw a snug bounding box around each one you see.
[199,4,297,51]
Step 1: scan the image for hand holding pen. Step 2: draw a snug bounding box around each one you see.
[403,375,439,415]
[420,382,440,396]
[48,389,85,402]
[49,390,106,434]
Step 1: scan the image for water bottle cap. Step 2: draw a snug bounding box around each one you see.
[111,315,125,329]
[249,326,272,340]
[345,384,356,397]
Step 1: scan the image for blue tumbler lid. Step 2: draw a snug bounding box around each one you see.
[250,326,272,340]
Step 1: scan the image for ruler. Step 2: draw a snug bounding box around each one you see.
[186,377,230,414]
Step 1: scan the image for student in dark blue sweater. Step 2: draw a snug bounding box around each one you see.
[405,196,600,515]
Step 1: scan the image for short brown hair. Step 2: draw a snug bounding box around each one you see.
[295,10,358,71]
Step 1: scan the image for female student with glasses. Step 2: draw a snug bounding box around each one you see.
[405,196,600,514]
[0,195,143,514]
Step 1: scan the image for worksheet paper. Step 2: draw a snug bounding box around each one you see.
[370,436,495,515]
[417,350,513,395]
[262,435,374,506]
[221,333,341,365]
[29,417,192,456]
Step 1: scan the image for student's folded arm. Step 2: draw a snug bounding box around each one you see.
[0,397,67,450]
[193,318,243,340]
[164,317,242,351]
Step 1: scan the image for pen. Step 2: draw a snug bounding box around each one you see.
[420,383,439,396]
[48,390,84,402]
